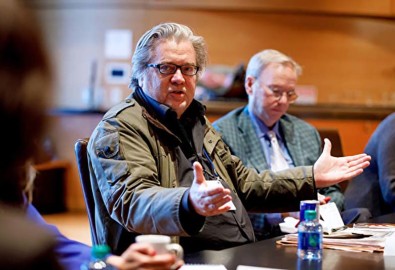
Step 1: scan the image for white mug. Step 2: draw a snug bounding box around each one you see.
[135,234,184,260]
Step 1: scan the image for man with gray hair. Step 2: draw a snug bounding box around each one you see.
[88,24,370,254]
[213,49,367,239]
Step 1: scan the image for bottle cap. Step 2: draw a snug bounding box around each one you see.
[304,210,317,221]
[91,245,111,259]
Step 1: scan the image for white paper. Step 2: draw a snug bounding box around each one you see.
[180,265,227,270]
[384,256,395,269]
[279,217,298,234]
[105,29,132,59]
[205,180,236,210]
[384,233,395,256]
[319,202,344,230]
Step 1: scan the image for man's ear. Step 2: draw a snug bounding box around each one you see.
[245,76,255,95]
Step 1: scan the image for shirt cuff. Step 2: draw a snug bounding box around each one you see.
[311,165,318,197]
[179,188,205,235]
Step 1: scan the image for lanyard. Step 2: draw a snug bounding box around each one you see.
[203,148,219,179]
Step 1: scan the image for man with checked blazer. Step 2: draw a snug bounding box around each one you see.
[213,49,347,239]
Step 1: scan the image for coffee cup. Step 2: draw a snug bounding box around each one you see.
[135,234,183,259]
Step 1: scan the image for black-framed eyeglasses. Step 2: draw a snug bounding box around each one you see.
[147,63,199,76]
[264,85,298,103]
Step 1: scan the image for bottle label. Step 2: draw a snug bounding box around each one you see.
[298,232,321,250]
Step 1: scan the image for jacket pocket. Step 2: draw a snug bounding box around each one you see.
[95,131,129,186]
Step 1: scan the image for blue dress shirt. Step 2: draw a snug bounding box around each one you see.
[26,203,91,270]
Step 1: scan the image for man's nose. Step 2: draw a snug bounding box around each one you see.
[278,92,288,103]
[171,68,185,83]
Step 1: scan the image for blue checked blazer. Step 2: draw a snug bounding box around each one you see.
[213,106,344,209]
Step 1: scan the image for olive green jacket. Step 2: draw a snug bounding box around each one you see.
[87,95,316,254]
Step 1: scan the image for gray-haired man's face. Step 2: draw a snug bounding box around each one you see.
[140,39,198,119]
[247,62,298,127]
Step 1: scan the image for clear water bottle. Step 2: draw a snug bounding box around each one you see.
[81,245,115,270]
[297,210,323,260]
[296,257,322,270]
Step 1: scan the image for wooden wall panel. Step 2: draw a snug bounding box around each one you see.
[148,10,395,106]
[28,0,394,17]
[32,7,395,110]
[304,119,379,156]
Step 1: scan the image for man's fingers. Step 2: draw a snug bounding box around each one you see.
[348,160,371,171]
[193,161,205,185]
[344,154,370,173]
[322,138,332,155]
[106,255,124,269]
[346,154,371,167]
[342,168,364,180]
[205,203,231,216]
[340,158,370,181]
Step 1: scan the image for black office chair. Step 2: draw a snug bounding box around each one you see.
[317,127,344,157]
[74,138,98,245]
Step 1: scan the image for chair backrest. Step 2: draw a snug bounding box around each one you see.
[316,128,347,192]
[74,138,98,245]
[317,128,344,157]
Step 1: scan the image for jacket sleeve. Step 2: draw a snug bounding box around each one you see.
[88,116,194,236]
[232,154,317,212]
[377,121,395,208]
[206,127,317,213]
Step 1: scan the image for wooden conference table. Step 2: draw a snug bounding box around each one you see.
[184,213,395,270]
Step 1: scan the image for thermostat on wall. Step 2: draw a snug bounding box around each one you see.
[106,62,130,84]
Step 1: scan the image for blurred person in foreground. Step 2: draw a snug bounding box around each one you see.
[345,112,395,217]
[0,0,182,269]
[87,22,371,254]
[213,49,370,239]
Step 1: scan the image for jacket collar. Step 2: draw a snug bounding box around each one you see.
[132,87,207,145]
[133,86,206,124]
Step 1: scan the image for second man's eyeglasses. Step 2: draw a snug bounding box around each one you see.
[265,85,298,103]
